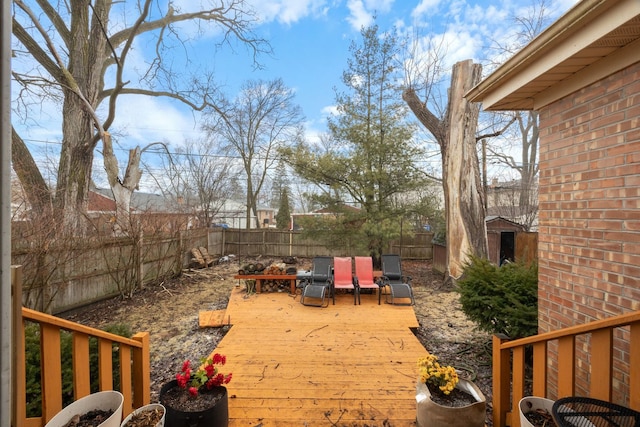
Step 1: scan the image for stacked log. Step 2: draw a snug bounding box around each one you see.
[261,263,290,292]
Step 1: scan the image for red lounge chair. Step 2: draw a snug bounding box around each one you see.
[354,256,381,304]
[332,257,357,305]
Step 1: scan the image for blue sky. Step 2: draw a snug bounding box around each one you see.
[14,0,580,191]
[108,0,579,150]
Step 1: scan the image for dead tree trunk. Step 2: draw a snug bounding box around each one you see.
[404,59,487,283]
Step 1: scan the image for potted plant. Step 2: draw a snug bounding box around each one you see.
[121,403,166,427]
[415,351,486,427]
[159,354,232,427]
[518,396,556,427]
[45,390,124,427]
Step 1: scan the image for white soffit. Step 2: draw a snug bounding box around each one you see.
[468,0,640,111]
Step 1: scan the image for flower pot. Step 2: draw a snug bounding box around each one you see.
[518,396,555,427]
[121,403,166,427]
[159,380,228,427]
[45,390,124,427]
[416,379,486,427]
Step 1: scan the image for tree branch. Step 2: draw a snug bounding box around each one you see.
[476,115,517,141]
[402,88,446,146]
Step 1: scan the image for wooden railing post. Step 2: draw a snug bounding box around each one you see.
[493,334,512,427]
[12,266,25,427]
[40,323,63,422]
[132,332,151,409]
[630,321,640,411]
[512,345,526,426]
[590,328,613,401]
[557,336,575,398]
[531,341,547,397]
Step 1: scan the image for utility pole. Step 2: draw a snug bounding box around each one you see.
[482,138,487,211]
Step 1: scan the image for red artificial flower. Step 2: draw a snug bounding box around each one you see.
[175,355,232,397]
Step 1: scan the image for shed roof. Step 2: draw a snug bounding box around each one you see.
[467,0,640,111]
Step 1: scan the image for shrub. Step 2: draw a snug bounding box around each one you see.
[457,256,538,339]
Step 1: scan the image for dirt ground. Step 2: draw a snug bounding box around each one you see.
[61,257,494,425]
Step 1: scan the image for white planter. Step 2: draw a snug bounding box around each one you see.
[45,390,124,427]
[121,403,166,427]
[518,396,555,427]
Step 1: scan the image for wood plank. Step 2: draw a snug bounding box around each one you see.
[198,309,230,327]
[210,284,426,425]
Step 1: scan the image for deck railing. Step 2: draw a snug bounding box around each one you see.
[492,310,640,427]
[12,267,151,427]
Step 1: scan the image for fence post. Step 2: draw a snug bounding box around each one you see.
[137,231,143,290]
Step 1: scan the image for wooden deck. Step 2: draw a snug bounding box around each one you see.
[205,287,426,426]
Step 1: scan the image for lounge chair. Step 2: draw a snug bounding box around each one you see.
[380,254,414,305]
[354,256,381,304]
[332,257,357,305]
[300,256,332,307]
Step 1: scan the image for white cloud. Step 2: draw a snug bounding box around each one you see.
[412,0,442,20]
[363,0,394,14]
[110,96,200,148]
[346,0,374,30]
[249,0,330,25]
[321,105,339,116]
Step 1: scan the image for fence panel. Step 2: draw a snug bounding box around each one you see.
[13,228,434,314]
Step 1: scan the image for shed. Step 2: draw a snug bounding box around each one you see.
[486,216,525,265]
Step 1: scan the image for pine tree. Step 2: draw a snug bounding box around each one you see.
[282,22,427,261]
[275,188,292,230]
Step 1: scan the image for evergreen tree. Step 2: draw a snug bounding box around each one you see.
[275,188,292,229]
[282,23,426,262]
[457,256,538,339]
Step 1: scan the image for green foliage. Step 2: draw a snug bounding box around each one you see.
[457,256,538,339]
[275,188,292,229]
[24,322,132,417]
[281,22,434,257]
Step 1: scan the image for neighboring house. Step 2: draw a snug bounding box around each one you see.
[257,207,276,228]
[468,0,639,405]
[210,199,276,229]
[90,188,194,232]
[290,205,361,231]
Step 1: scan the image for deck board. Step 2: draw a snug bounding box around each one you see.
[208,287,425,426]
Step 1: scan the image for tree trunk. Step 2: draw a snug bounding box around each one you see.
[403,59,487,283]
[442,60,487,279]
[11,127,53,216]
[55,94,95,233]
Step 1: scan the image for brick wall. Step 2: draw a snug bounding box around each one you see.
[537,62,640,404]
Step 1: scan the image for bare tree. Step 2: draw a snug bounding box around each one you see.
[486,111,539,230]
[204,78,304,228]
[481,0,552,230]
[157,138,238,228]
[11,0,268,233]
[403,59,487,284]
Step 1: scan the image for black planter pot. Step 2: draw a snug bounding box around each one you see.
[160,380,229,427]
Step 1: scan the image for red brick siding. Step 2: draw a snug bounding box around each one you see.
[538,62,640,405]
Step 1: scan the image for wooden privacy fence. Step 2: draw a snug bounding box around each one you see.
[12,228,433,314]
[212,229,434,260]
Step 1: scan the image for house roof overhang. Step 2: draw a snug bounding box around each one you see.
[467,0,640,111]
